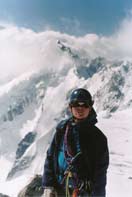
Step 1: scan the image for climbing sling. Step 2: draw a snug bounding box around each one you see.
[61,123,92,197]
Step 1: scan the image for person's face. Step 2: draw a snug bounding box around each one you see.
[69,101,91,121]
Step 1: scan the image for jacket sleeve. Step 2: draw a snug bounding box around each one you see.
[42,120,67,190]
[92,138,109,197]
[42,133,57,189]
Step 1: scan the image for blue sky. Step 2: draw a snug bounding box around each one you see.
[0,0,132,35]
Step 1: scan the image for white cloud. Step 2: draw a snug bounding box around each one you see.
[114,16,132,59]
[0,14,132,83]
[0,24,72,83]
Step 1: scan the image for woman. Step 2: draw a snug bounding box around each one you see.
[42,88,109,197]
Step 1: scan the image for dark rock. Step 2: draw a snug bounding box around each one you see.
[16,132,37,160]
[18,175,43,197]
[0,193,10,197]
[76,57,105,79]
[7,132,37,180]
[7,156,35,180]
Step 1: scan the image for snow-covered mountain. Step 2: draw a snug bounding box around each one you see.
[0,32,132,197]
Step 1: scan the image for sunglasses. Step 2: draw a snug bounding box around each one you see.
[70,101,90,108]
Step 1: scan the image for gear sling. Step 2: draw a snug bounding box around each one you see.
[59,123,92,197]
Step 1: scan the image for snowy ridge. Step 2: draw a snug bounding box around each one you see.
[0,71,36,97]
[0,32,132,197]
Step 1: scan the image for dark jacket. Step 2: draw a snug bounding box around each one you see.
[42,109,109,196]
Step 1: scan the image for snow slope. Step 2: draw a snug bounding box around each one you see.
[98,109,132,197]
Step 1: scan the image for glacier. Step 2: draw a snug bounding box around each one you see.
[0,26,132,197]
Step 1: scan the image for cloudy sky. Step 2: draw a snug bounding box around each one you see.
[0,0,132,82]
[0,0,132,35]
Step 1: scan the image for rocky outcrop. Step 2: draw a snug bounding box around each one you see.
[18,175,43,197]
[0,193,10,197]
[7,132,37,180]
[16,132,37,160]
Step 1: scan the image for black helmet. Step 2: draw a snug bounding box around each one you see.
[69,88,94,106]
